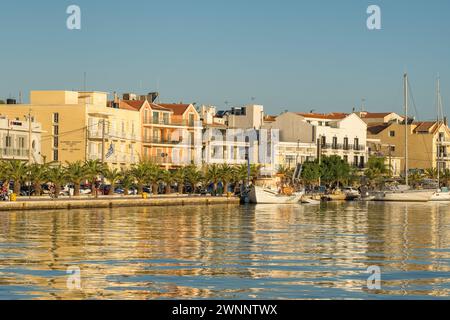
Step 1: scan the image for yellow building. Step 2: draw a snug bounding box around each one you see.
[0,91,141,169]
[367,121,450,171]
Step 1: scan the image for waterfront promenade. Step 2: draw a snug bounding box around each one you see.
[0,195,240,212]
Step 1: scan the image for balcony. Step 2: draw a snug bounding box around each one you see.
[1,148,29,159]
[143,138,192,146]
[143,119,198,128]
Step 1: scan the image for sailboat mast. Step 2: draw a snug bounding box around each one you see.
[437,76,441,186]
[404,73,409,186]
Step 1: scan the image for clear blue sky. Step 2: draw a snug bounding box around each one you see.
[0,0,449,120]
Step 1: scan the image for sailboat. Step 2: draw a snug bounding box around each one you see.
[374,74,434,202]
[431,76,450,201]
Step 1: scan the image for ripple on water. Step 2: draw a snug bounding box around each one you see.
[0,202,450,299]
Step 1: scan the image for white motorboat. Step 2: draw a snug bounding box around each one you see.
[248,186,304,204]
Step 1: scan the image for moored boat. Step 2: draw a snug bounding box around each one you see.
[248,185,304,204]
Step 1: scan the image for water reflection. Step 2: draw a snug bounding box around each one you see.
[0,202,450,299]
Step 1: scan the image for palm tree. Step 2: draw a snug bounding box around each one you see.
[185,165,202,194]
[130,162,148,195]
[65,161,86,196]
[84,160,106,197]
[219,164,233,195]
[120,169,134,196]
[145,163,162,195]
[442,169,450,187]
[4,160,28,195]
[28,163,48,196]
[160,170,174,194]
[206,164,221,195]
[46,165,67,198]
[104,168,122,195]
[425,168,438,180]
[172,167,186,194]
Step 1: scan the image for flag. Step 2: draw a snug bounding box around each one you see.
[105,143,114,159]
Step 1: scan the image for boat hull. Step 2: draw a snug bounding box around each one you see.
[431,191,450,201]
[373,191,433,202]
[249,186,303,204]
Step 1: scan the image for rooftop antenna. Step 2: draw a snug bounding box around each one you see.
[19,91,22,104]
[361,98,366,112]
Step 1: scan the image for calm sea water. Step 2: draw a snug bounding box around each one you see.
[1,202,450,300]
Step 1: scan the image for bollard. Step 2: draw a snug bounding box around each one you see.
[10,193,17,202]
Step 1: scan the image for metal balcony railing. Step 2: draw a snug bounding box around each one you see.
[1,148,29,158]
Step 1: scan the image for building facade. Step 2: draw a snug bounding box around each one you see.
[367,121,450,171]
[0,115,43,163]
[264,112,368,168]
[0,91,141,169]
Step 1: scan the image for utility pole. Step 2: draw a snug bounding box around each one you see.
[404,73,409,186]
[28,108,32,164]
[101,119,106,163]
[317,135,322,186]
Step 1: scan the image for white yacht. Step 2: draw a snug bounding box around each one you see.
[373,74,433,202]
[373,185,434,202]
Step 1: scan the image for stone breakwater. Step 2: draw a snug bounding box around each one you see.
[0,196,241,212]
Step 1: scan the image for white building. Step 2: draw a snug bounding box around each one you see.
[264,112,368,168]
[200,105,277,174]
[0,115,43,163]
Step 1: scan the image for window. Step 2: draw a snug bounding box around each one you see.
[332,137,338,149]
[389,130,395,137]
[53,125,59,135]
[360,156,365,168]
[390,146,396,152]
[5,136,11,148]
[144,110,149,124]
[354,156,359,167]
[321,136,326,146]
[163,113,169,125]
[189,114,195,127]
[53,149,59,162]
[19,137,25,149]
[344,137,349,150]
[153,112,159,124]
[53,113,59,124]
[54,137,59,148]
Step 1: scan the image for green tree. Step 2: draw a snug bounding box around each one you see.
[65,161,86,196]
[130,162,148,194]
[145,163,162,195]
[3,160,28,195]
[46,165,67,198]
[84,160,106,197]
[119,169,134,196]
[219,164,233,195]
[185,165,203,194]
[206,164,221,195]
[172,167,186,194]
[301,161,321,187]
[28,163,48,196]
[320,155,350,187]
[104,168,122,195]
[160,170,175,194]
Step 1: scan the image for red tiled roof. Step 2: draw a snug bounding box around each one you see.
[107,100,144,111]
[296,112,348,120]
[159,103,192,116]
